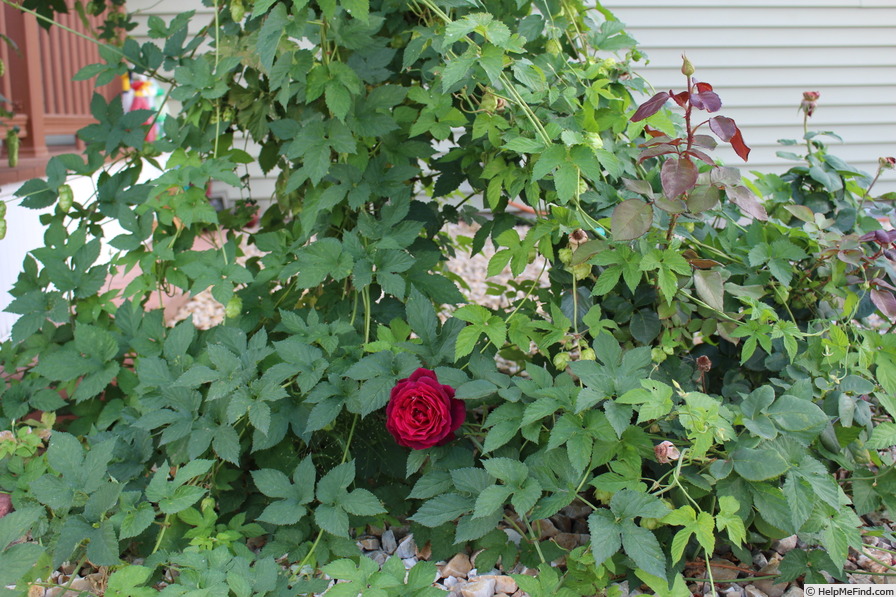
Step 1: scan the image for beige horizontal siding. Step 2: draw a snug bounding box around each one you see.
[604,1,896,194]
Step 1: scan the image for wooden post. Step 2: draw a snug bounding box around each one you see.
[3,4,48,160]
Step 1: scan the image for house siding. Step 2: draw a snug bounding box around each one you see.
[601,1,896,193]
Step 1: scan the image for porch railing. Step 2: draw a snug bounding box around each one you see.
[0,3,116,186]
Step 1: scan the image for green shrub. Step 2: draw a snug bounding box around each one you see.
[1,0,895,594]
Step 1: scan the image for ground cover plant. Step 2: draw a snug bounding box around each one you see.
[1,0,896,594]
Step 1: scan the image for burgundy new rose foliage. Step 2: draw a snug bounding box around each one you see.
[385,368,466,450]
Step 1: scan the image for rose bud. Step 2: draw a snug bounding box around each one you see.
[654,440,681,464]
[696,355,712,373]
[681,54,695,77]
[385,368,465,450]
[880,157,896,170]
[800,91,820,116]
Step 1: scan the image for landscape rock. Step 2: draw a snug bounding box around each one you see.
[781,587,803,597]
[396,534,417,559]
[381,530,397,554]
[475,575,517,594]
[357,536,380,551]
[722,586,746,597]
[503,529,523,546]
[754,557,788,597]
[772,535,798,555]
[752,552,768,569]
[744,585,769,597]
[460,577,496,597]
[553,533,579,551]
[416,541,432,561]
[535,518,559,540]
[442,553,473,579]
[366,550,388,566]
[709,559,741,582]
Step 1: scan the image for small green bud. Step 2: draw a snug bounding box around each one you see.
[225,296,242,319]
[6,128,19,168]
[230,0,245,21]
[558,247,573,265]
[546,39,562,56]
[553,351,571,370]
[57,184,74,214]
[681,54,695,77]
[580,347,596,361]
[569,262,591,280]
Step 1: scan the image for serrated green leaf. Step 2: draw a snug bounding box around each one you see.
[315,504,350,537]
[732,447,789,481]
[410,493,473,527]
[588,510,621,569]
[473,485,513,519]
[620,519,666,578]
[340,489,385,516]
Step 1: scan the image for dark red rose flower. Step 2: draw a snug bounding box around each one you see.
[385,368,465,450]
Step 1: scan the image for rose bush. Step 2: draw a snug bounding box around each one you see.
[385,369,465,450]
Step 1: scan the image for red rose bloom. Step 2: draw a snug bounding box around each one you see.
[385,368,465,450]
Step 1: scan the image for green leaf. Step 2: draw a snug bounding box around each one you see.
[341,0,369,22]
[473,485,513,519]
[588,510,621,569]
[317,461,355,504]
[106,565,156,597]
[611,488,670,520]
[340,489,385,516]
[252,469,294,499]
[257,3,287,73]
[288,238,354,288]
[767,394,828,435]
[732,447,789,481]
[482,458,527,485]
[612,199,652,241]
[693,270,724,312]
[0,507,42,551]
[715,496,746,546]
[867,422,896,449]
[119,503,156,540]
[315,504,350,537]
[410,493,473,527]
[159,485,207,514]
[621,519,666,578]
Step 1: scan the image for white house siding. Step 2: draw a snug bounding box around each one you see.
[601,0,896,194]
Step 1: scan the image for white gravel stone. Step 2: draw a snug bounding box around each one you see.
[460,577,496,597]
[381,530,397,554]
[396,534,417,559]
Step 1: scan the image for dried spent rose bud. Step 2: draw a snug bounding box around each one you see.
[800,91,820,117]
[654,440,681,464]
[880,157,896,170]
[569,229,588,245]
[696,355,712,373]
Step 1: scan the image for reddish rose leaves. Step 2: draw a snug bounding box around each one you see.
[630,91,671,122]
[385,368,465,450]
